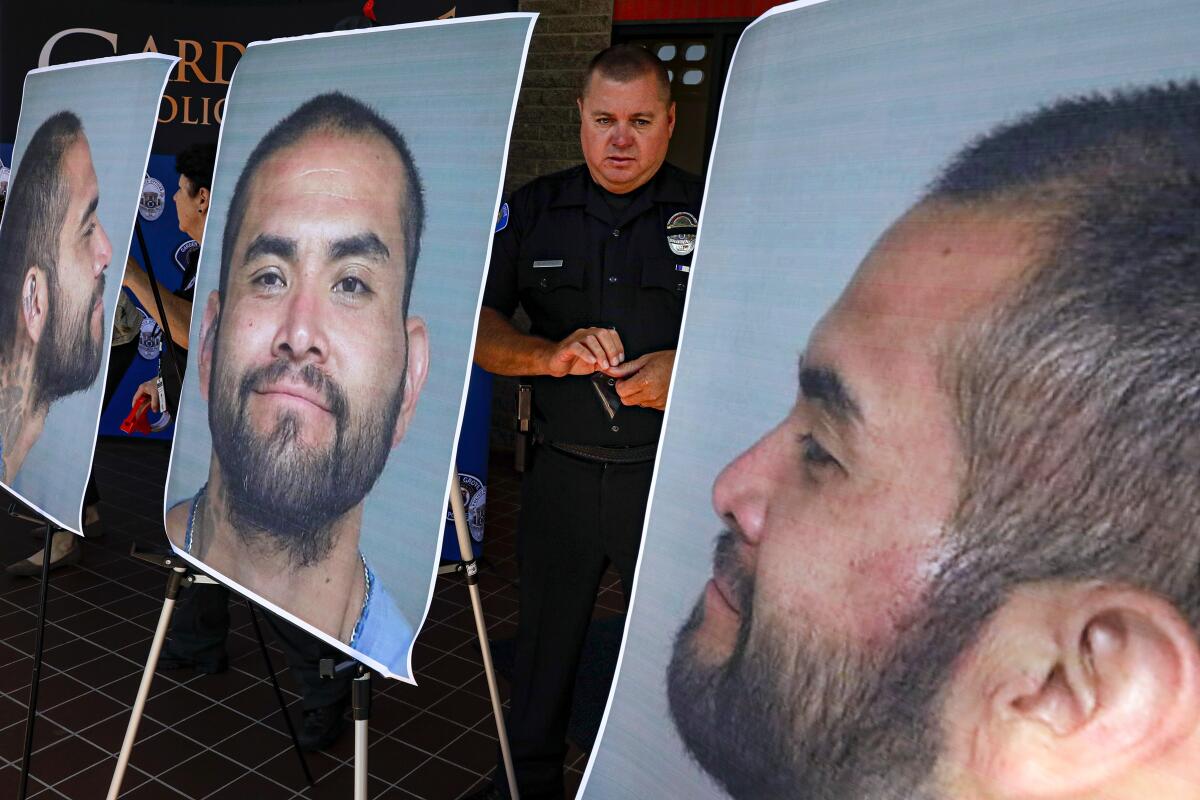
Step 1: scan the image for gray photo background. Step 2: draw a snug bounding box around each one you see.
[164,17,533,679]
[582,0,1200,795]
[3,55,174,533]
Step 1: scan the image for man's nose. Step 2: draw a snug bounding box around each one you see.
[272,280,329,364]
[95,223,112,274]
[712,424,784,546]
[609,122,634,148]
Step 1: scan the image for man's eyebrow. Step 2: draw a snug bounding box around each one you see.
[798,359,863,423]
[242,234,297,264]
[79,195,99,229]
[593,110,657,119]
[329,232,390,263]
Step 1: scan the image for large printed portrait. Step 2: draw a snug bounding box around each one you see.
[583,0,1200,798]
[164,16,534,681]
[0,55,175,531]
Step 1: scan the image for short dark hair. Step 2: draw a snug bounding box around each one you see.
[0,111,82,358]
[581,43,672,104]
[219,91,425,315]
[926,80,1200,649]
[175,142,217,196]
[784,83,1200,791]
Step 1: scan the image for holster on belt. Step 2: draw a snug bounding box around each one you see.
[514,383,532,473]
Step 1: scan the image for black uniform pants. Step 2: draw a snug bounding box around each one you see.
[168,583,352,711]
[497,444,653,799]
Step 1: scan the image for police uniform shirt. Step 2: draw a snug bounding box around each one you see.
[483,162,703,446]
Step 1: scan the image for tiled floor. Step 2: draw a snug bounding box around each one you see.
[0,439,627,798]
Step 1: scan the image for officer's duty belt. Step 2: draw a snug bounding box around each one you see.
[545,440,657,465]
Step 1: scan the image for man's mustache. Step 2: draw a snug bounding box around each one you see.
[91,272,105,308]
[713,529,754,618]
[238,359,349,423]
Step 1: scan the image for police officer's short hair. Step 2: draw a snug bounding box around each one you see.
[0,111,82,355]
[581,44,672,105]
[175,142,217,196]
[220,92,425,316]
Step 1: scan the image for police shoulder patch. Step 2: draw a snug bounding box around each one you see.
[495,202,510,234]
[174,238,200,272]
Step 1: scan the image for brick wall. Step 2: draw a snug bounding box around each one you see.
[488,0,613,453]
[505,0,613,193]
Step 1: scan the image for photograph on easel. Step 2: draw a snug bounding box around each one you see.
[163,15,534,681]
[0,54,176,534]
[581,0,1200,798]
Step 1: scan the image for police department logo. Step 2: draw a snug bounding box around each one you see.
[495,202,510,233]
[139,175,165,221]
[666,211,697,256]
[446,473,487,543]
[136,308,163,361]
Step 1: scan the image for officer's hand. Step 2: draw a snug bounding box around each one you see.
[132,378,160,413]
[608,349,675,410]
[546,327,626,377]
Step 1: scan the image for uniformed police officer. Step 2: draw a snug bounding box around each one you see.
[471,44,702,799]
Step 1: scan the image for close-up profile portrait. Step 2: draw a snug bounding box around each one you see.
[0,110,113,483]
[0,54,173,532]
[582,2,1200,799]
[667,79,1200,800]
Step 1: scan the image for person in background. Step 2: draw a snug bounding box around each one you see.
[470,44,702,800]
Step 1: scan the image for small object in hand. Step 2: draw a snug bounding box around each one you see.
[591,372,621,420]
[121,396,152,435]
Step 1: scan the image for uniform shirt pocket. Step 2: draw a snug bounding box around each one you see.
[639,255,690,295]
[517,256,589,340]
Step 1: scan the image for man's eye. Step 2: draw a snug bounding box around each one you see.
[798,433,839,468]
[634,119,650,127]
[84,222,96,237]
[253,272,285,289]
[596,118,612,126]
[334,276,370,294]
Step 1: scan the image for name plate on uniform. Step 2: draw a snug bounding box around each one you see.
[532,259,564,268]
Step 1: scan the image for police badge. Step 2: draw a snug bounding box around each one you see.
[139,174,166,221]
[666,211,697,256]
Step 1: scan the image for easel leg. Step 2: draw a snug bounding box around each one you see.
[450,472,520,800]
[17,522,55,800]
[352,669,370,800]
[107,567,186,800]
[245,602,315,787]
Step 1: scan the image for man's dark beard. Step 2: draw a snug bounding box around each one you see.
[666,530,964,800]
[33,273,105,406]
[208,342,405,570]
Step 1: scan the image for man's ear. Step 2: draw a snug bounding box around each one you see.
[20,267,48,344]
[941,582,1200,799]
[666,100,677,138]
[392,315,429,448]
[197,290,221,403]
[196,186,209,215]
